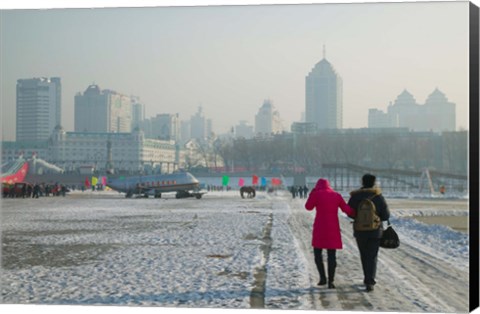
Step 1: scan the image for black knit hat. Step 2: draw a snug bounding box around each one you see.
[362,173,376,188]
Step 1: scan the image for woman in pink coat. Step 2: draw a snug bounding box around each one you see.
[305,178,355,288]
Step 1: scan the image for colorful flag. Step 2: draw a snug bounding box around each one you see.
[102,176,107,186]
[222,175,230,186]
[91,176,98,186]
[252,175,259,185]
[238,178,245,187]
[261,177,267,187]
[85,177,91,188]
[271,178,282,186]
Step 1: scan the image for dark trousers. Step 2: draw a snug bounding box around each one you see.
[314,248,337,283]
[356,237,380,285]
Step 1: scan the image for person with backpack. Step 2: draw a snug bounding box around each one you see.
[348,173,390,292]
[305,178,355,289]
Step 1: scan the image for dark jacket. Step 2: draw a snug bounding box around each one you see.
[348,187,390,239]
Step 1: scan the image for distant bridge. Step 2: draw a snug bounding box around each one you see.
[312,163,468,194]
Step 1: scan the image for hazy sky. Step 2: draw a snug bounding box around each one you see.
[0,0,471,141]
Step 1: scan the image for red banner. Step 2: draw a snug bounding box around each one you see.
[271,178,282,186]
[252,175,259,185]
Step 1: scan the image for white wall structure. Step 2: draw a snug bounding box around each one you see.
[16,77,61,142]
[74,84,132,133]
[48,127,181,174]
[305,48,343,129]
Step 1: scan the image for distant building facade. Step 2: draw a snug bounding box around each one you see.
[305,49,343,129]
[131,97,145,130]
[291,122,318,134]
[190,107,212,141]
[179,120,191,144]
[16,77,62,142]
[148,113,181,141]
[235,120,254,139]
[49,127,182,174]
[254,99,283,136]
[74,84,132,133]
[2,127,188,174]
[368,109,394,129]
[368,88,456,132]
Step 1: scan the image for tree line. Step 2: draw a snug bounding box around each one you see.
[203,130,468,176]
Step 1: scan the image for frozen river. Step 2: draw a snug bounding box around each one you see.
[0,190,470,312]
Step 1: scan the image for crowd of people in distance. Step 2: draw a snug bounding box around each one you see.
[289,185,309,198]
[2,182,72,198]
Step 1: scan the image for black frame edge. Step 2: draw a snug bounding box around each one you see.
[470,1,480,313]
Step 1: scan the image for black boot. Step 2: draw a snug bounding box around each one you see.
[327,250,337,289]
[314,249,327,285]
[316,262,327,285]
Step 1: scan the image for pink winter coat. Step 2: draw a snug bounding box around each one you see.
[305,179,355,249]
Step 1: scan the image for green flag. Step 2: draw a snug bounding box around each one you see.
[222,175,230,186]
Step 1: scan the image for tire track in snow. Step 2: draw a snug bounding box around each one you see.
[250,212,273,308]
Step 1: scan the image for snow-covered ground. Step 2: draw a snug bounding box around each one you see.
[0,190,470,313]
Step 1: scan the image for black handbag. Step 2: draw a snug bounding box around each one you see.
[380,220,400,249]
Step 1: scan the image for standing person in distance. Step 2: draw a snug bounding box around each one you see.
[348,173,390,292]
[305,178,356,288]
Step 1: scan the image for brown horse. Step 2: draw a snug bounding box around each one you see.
[240,186,256,198]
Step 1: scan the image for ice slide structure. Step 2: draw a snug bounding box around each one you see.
[1,159,29,184]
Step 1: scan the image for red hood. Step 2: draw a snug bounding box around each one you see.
[315,178,332,190]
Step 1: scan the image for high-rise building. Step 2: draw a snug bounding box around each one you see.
[190,106,213,141]
[180,120,191,144]
[131,96,145,130]
[305,47,343,129]
[368,88,456,132]
[150,113,180,141]
[254,99,283,136]
[423,88,456,132]
[74,84,132,133]
[16,77,61,141]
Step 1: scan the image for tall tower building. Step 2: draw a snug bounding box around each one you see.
[131,96,145,131]
[74,84,132,133]
[190,106,211,141]
[16,77,61,141]
[305,47,343,129]
[423,88,456,132]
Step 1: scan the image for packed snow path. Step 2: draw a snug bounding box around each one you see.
[285,196,469,312]
[1,191,469,312]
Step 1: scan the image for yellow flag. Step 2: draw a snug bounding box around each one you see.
[91,176,98,186]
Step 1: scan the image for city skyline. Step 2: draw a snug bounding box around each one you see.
[1,1,470,141]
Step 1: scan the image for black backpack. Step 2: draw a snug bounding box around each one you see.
[354,194,381,231]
